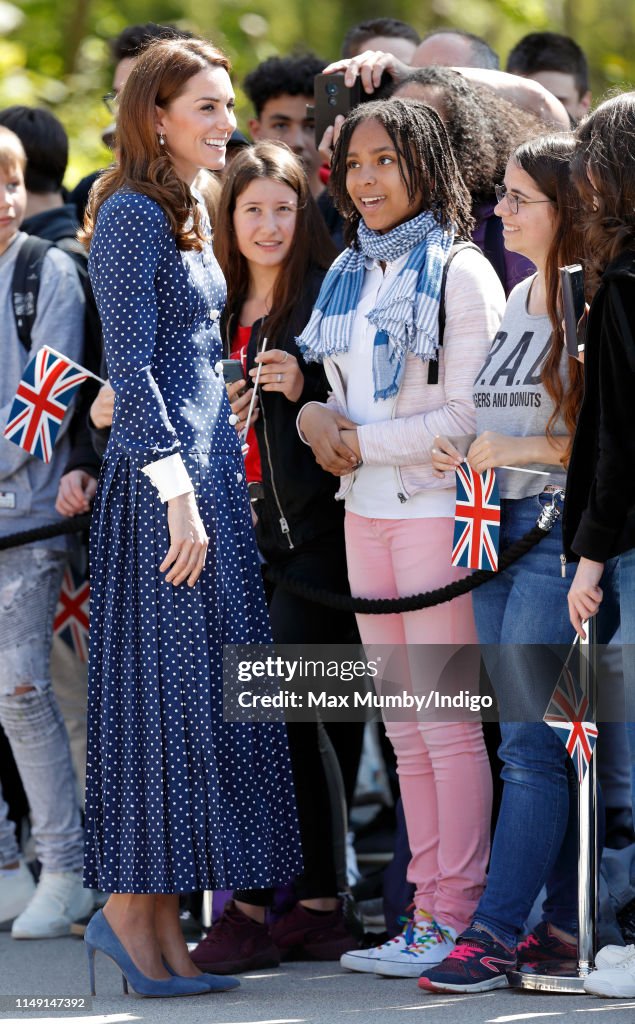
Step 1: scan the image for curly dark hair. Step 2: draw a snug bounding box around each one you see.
[513,133,584,464]
[391,67,544,206]
[243,54,326,116]
[329,97,473,247]
[571,92,635,294]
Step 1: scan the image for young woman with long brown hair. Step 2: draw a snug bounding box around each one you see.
[422,133,620,994]
[189,141,364,972]
[80,38,301,997]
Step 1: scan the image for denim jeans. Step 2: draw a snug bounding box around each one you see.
[617,548,635,822]
[0,547,84,872]
[471,493,620,948]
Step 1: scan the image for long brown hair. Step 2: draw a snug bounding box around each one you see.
[571,92,635,294]
[328,98,474,246]
[214,140,337,344]
[513,134,585,464]
[81,37,230,252]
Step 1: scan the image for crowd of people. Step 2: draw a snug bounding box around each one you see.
[1,14,635,1003]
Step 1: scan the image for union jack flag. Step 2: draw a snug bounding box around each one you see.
[3,346,89,463]
[54,565,90,662]
[544,661,598,782]
[451,463,501,572]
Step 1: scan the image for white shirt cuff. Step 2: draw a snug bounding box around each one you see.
[296,401,324,445]
[141,452,194,502]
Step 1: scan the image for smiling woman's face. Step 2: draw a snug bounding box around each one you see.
[155,66,237,184]
[494,158,556,266]
[345,119,422,234]
[232,177,298,271]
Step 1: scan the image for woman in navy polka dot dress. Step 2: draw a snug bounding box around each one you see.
[80,37,301,992]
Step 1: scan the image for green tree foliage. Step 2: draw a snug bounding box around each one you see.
[0,0,633,188]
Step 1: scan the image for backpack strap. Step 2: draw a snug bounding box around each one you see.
[12,236,54,351]
[427,241,482,384]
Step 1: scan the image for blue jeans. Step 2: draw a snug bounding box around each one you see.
[617,548,635,822]
[471,494,620,948]
[0,547,84,872]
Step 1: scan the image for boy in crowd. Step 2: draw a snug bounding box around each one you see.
[0,127,91,939]
[506,31,591,123]
[341,18,420,63]
[243,54,343,247]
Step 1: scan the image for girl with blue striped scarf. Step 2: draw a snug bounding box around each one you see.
[297,98,505,981]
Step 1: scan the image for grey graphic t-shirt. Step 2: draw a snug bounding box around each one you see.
[473,275,568,499]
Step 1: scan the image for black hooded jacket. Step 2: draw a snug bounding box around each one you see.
[563,248,635,562]
[221,266,344,559]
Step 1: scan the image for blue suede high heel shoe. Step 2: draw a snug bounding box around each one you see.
[164,959,240,992]
[85,909,210,997]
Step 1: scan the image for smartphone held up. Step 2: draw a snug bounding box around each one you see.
[559,263,587,358]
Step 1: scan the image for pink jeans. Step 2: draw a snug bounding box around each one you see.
[345,512,492,933]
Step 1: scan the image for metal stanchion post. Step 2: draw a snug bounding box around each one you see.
[508,618,598,993]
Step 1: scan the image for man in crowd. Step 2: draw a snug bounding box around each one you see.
[506,31,592,123]
[341,17,420,63]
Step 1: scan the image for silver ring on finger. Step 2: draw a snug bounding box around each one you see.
[277,373,283,383]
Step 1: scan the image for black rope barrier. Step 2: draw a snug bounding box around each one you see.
[0,513,91,551]
[262,524,551,614]
[0,500,561,614]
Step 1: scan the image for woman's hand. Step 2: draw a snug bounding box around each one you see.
[227,379,259,431]
[340,428,361,463]
[318,115,345,168]
[55,470,98,516]
[250,349,304,403]
[568,558,605,639]
[431,436,463,478]
[299,404,360,476]
[161,491,209,587]
[90,380,115,429]
[467,432,527,473]
[322,50,410,93]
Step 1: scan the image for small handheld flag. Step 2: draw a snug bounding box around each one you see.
[54,565,90,662]
[3,346,103,463]
[544,648,598,783]
[451,462,500,572]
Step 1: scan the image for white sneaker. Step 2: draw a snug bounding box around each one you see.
[11,871,94,939]
[595,943,635,969]
[0,862,36,927]
[375,914,457,978]
[584,950,635,998]
[341,909,415,973]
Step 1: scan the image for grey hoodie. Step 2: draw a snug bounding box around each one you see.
[0,231,85,547]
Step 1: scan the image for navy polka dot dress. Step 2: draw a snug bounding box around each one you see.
[84,190,302,893]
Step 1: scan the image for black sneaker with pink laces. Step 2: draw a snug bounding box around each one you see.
[418,924,517,993]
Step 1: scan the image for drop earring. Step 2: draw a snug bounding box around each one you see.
[159,132,165,146]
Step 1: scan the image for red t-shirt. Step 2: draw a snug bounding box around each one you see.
[230,325,262,484]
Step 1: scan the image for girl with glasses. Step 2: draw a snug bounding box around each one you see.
[424,133,620,994]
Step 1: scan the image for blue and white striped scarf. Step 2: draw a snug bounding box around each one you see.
[298,209,455,400]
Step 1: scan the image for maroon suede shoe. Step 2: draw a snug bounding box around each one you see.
[270,901,361,961]
[190,901,280,974]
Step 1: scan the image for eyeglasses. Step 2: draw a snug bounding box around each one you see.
[494,184,553,215]
[103,92,119,116]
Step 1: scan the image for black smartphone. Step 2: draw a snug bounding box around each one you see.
[313,73,364,145]
[217,358,247,388]
[560,264,586,357]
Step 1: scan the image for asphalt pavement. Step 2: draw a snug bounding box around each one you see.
[1,931,635,1024]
